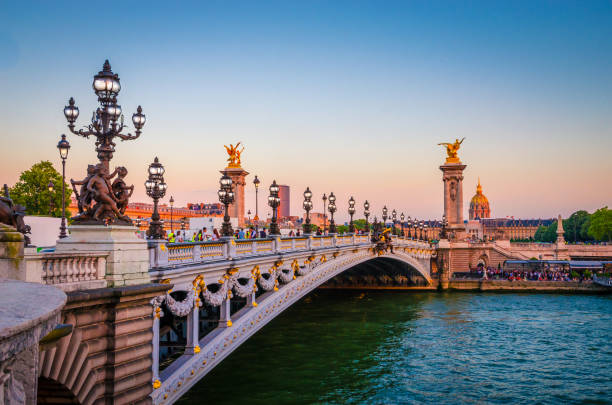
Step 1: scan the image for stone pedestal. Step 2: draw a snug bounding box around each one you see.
[0,224,26,281]
[0,280,66,404]
[55,225,150,287]
[440,162,467,240]
[436,239,451,290]
[220,167,249,228]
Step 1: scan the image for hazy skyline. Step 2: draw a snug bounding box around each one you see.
[1,1,611,222]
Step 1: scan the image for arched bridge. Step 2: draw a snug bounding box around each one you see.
[147,235,434,404]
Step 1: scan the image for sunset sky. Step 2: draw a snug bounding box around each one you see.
[1,1,611,222]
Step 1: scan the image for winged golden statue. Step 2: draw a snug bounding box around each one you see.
[438,137,465,163]
[224,142,245,168]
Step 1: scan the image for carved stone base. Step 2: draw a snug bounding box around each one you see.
[55,225,150,287]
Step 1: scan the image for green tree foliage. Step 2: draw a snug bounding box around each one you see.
[9,161,71,217]
[563,210,593,242]
[588,207,612,242]
[534,222,557,243]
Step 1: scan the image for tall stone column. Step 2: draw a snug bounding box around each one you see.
[220,167,249,228]
[440,162,467,240]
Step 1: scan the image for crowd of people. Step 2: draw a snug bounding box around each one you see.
[465,266,593,282]
[162,226,373,242]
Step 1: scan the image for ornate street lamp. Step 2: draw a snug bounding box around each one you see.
[419,220,424,241]
[56,134,70,238]
[302,187,313,234]
[413,218,418,240]
[47,180,54,215]
[407,216,412,238]
[218,174,235,237]
[181,217,186,231]
[169,196,175,233]
[253,175,260,236]
[135,217,141,229]
[392,209,397,235]
[64,60,145,170]
[322,193,328,233]
[440,214,449,239]
[424,223,429,241]
[145,157,167,239]
[63,60,144,225]
[400,212,405,237]
[382,206,388,225]
[327,192,337,234]
[268,180,281,235]
[348,196,356,233]
[363,200,370,234]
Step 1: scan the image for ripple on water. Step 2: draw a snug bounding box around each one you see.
[176,292,612,405]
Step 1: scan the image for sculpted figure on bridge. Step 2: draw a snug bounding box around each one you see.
[224,142,245,168]
[438,137,465,163]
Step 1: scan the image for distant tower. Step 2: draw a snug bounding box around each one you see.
[469,178,491,220]
[278,185,290,218]
[556,214,565,244]
[555,214,569,260]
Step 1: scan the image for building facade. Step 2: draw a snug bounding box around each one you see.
[278,185,290,218]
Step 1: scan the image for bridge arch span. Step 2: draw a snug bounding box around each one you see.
[154,249,432,404]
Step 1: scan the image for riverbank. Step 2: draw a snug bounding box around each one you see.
[320,279,612,293]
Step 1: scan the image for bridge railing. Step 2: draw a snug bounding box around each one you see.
[24,250,108,292]
[149,233,387,269]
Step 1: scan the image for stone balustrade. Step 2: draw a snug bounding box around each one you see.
[148,234,432,270]
[24,250,108,292]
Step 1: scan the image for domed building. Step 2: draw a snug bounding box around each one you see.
[469,178,491,220]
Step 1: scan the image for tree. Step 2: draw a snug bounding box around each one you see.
[564,210,593,242]
[588,207,612,242]
[10,161,71,217]
[534,222,557,243]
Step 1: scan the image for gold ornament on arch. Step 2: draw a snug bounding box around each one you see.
[438,137,465,163]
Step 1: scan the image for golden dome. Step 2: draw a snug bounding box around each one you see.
[469,178,490,219]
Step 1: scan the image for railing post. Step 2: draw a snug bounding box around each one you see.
[185,303,200,354]
[252,240,257,255]
[222,238,236,259]
[292,238,296,250]
[306,236,312,251]
[219,295,232,327]
[351,234,356,245]
[273,236,281,253]
[332,235,337,247]
[148,240,168,268]
[152,306,161,390]
[192,244,201,263]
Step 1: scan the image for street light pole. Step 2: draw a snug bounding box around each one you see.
[348,196,356,233]
[303,187,313,235]
[322,193,327,234]
[218,174,235,237]
[145,157,167,240]
[328,192,337,234]
[364,200,370,234]
[56,134,70,238]
[169,195,174,234]
[268,180,281,235]
[253,175,260,237]
[47,181,54,216]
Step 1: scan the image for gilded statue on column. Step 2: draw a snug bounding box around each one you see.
[224,142,245,168]
[438,137,465,163]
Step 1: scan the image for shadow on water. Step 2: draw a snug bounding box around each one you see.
[177,291,612,405]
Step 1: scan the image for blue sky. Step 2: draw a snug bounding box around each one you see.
[1,0,611,221]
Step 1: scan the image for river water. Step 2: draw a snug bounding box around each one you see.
[177,291,612,404]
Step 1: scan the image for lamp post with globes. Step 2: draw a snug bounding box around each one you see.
[303,187,313,234]
[419,220,424,241]
[424,223,429,242]
[181,217,186,231]
[268,181,281,235]
[348,196,356,233]
[63,60,145,171]
[328,192,337,234]
[413,218,418,240]
[322,193,328,233]
[382,206,388,226]
[47,181,55,216]
[56,134,70,238]
[400,212,405,237]
[145,157,167,239]
[392,209,397,235]
[440,215,448,239]
[364,200,370,234]
[218,174,235,237]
